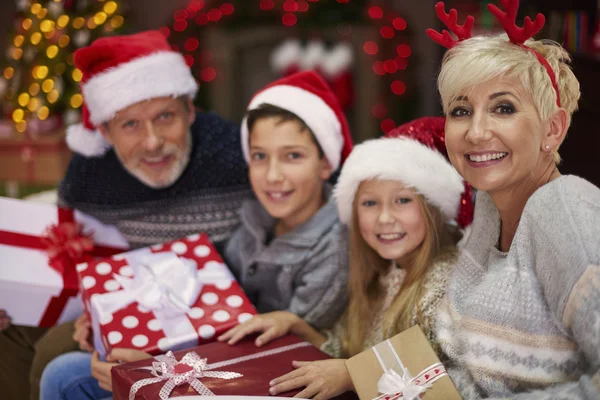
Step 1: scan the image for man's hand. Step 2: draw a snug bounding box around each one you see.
[217,311,301,347]
[72,313,93,352]
[0,309,10,332]
[269,359,354,400]
[91,349,152,392]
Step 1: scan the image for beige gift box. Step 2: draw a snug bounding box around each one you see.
[345,326,461,400]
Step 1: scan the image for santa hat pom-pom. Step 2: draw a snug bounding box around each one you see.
[66,123,110,157]
[300,40,326,71]
[321,43,354,78]
[271,39,303,73]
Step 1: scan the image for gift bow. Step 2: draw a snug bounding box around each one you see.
[41,221,94,274]
[374,368,430,400]
[130,351,242,400]
[96,252,202,319]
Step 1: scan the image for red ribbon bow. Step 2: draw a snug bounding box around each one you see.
[41,222,94,275]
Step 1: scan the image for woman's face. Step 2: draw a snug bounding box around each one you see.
[444,76,549,194]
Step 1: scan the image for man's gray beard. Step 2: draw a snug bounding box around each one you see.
[116,129,192,189]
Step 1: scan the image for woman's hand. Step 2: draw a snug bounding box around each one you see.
[90,348,152,392]
[269,359,353,400]
[217,311,301,347]
[72,313,94,352]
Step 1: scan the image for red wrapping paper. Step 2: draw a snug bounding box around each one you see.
[77,233,257,356]
[112,334,358,400]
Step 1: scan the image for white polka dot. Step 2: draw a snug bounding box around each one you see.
[215,280,232,290]
[187,307,205,319]
[100,313,113,325]
[95,262,112,275]
[171,242,187,255]
[237,313,253,323]
[187,233,200,241]
[204,261,224,271]
[76,263,88,272]
[151,243,163,250]
[137,304,150,313]
[158,337,171,352]
[201,292,218,306]
[82,276,96,290]
[132,334,149,348]
[147,319,162,331]
[212,310,230,322]
[108,331,123,345]
[119,266,134,277]
[198,325,215,339]
[104,279,120,292]
[112,253,127,261]
[226,295,243,308]
[122,316,139,329]
[193,245,211,258]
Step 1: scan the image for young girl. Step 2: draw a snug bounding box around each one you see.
[218,118,473,399]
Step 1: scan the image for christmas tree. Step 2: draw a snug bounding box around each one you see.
[0,0,125,134]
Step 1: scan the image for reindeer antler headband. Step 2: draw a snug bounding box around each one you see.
[426,0,561,107]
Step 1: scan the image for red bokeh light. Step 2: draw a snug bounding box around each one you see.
[383,59,398,74]
[220,3,235,15]
[282,13,297,26]
[200,67,217,82]
[283,0,299,12]
[363,41,378,55]
[372,103,387,119]
[174,9,189,21]
[396,44,412,58]
[186,0,205,13]
[381,118,396,133]
[260,0,275,10]
[158,26,170,38]
[184,55,195,67]
[368,6,383,19]
[391,80,406,95]
[394,56,408,70]
[392,17,407,31]
[380,26,395,39]
[337,0,350,3]
[372,61,385,75]
[173,20,188,32]
[195,12,208,25]
[184,38,199,52]
[297,0,309,12]
[170,44,180,52]
[207,9,222,21]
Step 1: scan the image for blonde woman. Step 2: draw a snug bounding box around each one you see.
[219,120,473,400]
[427,1,600,398]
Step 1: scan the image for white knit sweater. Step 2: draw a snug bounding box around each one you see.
[437,175,600,399]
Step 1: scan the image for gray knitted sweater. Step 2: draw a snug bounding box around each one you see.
[437,175,600,399]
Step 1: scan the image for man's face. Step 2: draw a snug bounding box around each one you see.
[100,96,195,189]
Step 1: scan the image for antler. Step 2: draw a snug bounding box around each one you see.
[426,2,474,49]
[488,0,545,44]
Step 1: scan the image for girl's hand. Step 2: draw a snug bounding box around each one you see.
[73,313,94,352]
[269,359,353,400]
[90,349,152,392]
[217,311,300,347]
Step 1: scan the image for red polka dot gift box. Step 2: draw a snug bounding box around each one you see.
[76,233,257,358]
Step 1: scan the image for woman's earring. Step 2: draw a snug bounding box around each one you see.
[545,144,551,151]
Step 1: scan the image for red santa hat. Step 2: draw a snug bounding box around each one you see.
[335,116,474,230]
[240,70,353,171]
[66,30,198,157]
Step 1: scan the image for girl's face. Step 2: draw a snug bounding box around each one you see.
[356,179,426,266]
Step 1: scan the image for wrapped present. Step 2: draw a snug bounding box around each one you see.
[77,233,258,358]
[345,326,461,400]
[112,334,358,400]
[0,197,129,327]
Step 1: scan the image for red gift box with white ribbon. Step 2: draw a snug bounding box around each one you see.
[0,196,129,327]
[76,233,257,358]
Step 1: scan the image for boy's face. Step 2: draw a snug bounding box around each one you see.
[248,117,333,231]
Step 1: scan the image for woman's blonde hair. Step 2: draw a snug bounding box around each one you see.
[437,34,581,163]
[344,191,458,357]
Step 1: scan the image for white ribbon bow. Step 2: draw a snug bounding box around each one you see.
[129,351,242,400]
[374,367,430,400]
[96,251,202,320]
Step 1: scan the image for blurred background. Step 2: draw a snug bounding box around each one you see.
[0,0,598,200]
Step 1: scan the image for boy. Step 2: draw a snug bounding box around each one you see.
[221,71,354,342]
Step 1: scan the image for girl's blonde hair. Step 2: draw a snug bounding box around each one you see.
[344,191,458,357]
[437,34,581,163]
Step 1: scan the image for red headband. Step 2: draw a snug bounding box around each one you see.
[426,0,561,107]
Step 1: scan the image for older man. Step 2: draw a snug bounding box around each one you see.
[0,30,251,400]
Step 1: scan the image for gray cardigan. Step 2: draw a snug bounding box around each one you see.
[437,175,600,399]
[223,186,348,329]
